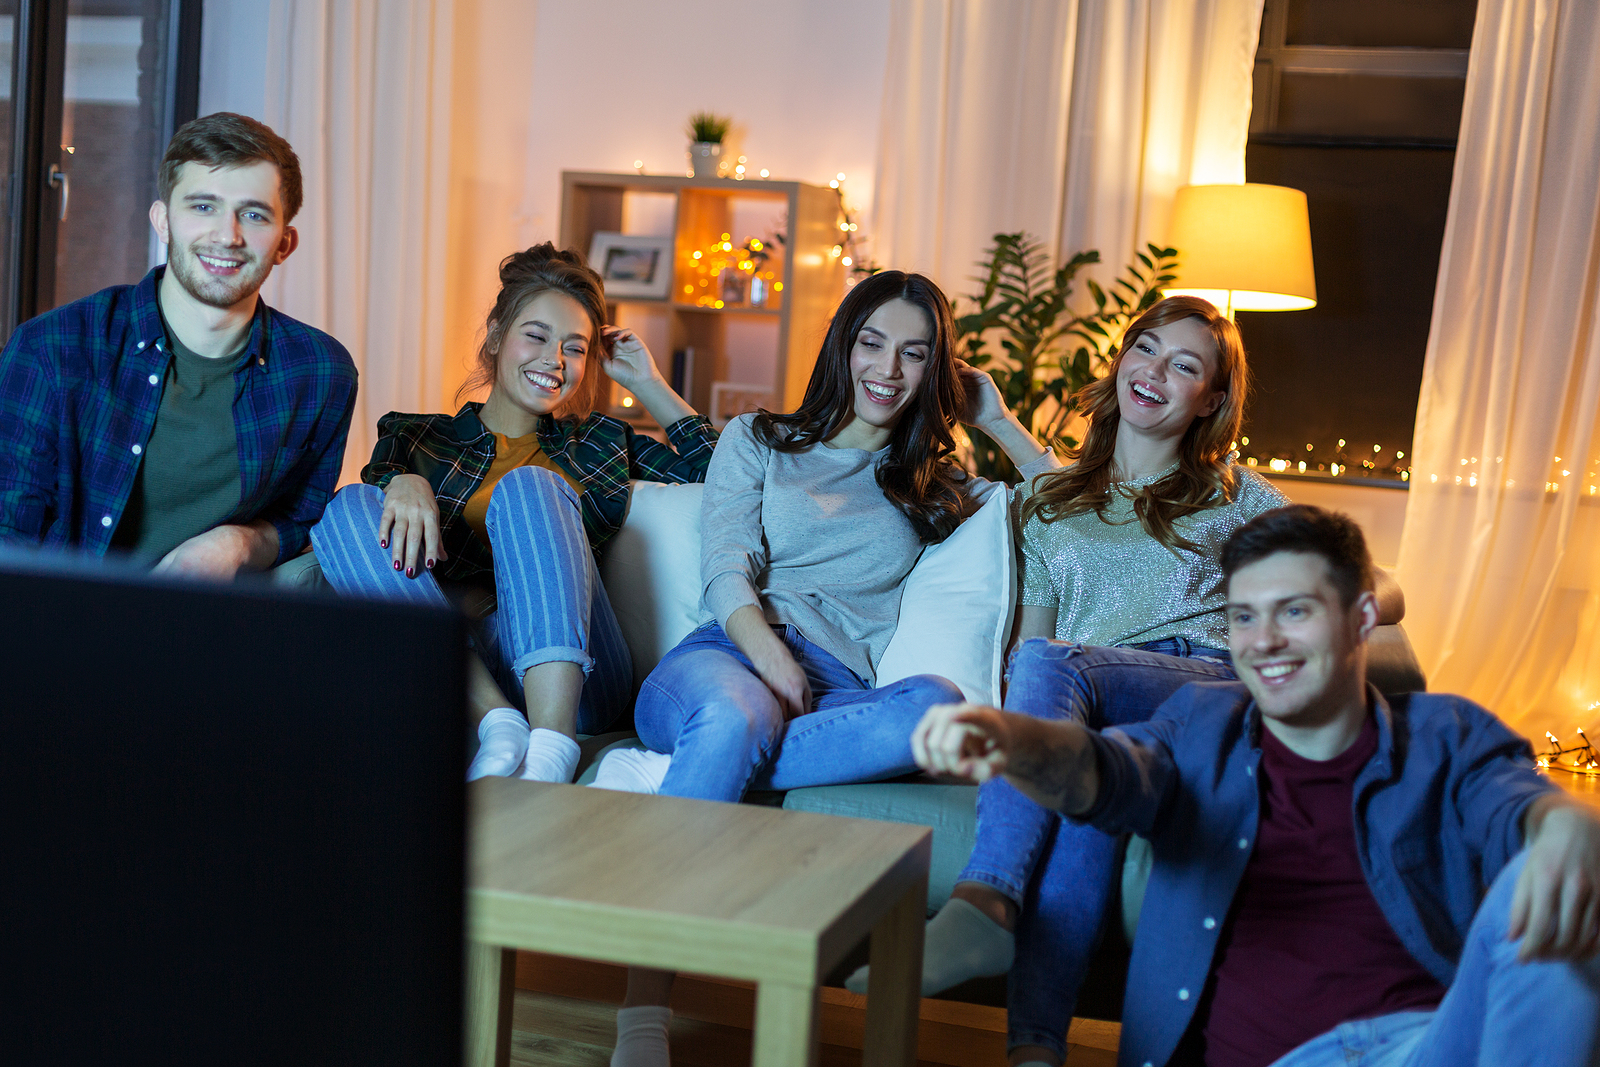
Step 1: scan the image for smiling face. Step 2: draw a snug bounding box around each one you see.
[840,297,932,445]
[490,289,594,422]
[1115,316,1226,442]
[1226,550,1378,738]
[150,160,295,312]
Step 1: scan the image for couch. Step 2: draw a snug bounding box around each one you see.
[276,480,1426,1015]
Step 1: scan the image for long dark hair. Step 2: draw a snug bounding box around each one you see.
[1020,295,1249,551]
[752,271,969,543]
[457,242,607,419]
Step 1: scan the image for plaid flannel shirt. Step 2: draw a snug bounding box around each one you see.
[362,402,718,581]
[0,267,357,564]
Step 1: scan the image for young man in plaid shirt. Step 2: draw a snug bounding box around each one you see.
[0,112,356,579]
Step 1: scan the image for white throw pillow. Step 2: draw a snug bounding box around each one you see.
[598,481,705,693]
[875,487,1014,704]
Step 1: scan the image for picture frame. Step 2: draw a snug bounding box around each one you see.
[589,231,674,299]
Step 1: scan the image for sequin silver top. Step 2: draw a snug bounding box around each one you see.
[1015,464,1288,650]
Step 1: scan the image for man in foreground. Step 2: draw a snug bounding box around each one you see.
[915,504,1600,1067]
[0,112,356,578]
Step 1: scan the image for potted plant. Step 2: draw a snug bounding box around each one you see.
[686,112,732,178]
[956,233,1178,483]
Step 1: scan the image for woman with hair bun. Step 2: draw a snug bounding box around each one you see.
[311,242,717,784]
[598,270,1059,1067]
[852,295,1288,1067]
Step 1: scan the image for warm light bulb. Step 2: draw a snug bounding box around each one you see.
[842,256,853,266]
[1241,436,1249,446]
[836,172,846,181]
[633,159,643,169]
[683,285,693,295]
[828,180,839,188]
[693,250,702,259]
[738,155,747,163]
[714,299,724,308]
[622,396,634,407]
[759,168,769,178]
[773,282,783,292]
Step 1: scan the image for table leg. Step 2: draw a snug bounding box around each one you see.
[753,979,820,1067]
[863,874,927,1067]
[463,942,515,1067]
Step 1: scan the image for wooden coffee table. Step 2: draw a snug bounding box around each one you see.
[464,778,932,1067]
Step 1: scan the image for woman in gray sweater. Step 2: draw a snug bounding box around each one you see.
[601,270,1056,1067]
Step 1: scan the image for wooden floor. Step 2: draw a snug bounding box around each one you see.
[514,952,1118,1067]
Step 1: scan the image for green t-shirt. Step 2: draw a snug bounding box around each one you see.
[111,313,249,564]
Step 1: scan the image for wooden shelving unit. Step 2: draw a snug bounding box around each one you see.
[559,170,846,423]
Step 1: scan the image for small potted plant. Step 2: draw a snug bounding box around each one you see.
[686,112,732,178]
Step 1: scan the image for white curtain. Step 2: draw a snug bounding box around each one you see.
[1395,0,1600,740]
[871,0,1262,298]
[255,0,456,487]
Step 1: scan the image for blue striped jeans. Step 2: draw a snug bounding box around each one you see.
[309,466,631,733]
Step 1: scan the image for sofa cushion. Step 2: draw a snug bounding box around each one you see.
[599,482,705,694]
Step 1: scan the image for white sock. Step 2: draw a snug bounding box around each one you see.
[518,728,581,783]
[610,1005,671,1067]
[845,896,1014,995]
[466,708,529,781]
[590,748,672,794]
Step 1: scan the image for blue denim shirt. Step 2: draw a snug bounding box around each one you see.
[1079,681,1557,1067]
[0,267,357,565]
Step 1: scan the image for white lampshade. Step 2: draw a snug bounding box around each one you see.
[1163,183,1317,315]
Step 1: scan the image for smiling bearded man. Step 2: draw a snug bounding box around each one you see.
[0,112,356,578]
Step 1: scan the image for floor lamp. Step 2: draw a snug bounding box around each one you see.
[1162,183,1318,319]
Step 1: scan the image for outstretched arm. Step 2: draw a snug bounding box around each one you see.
[912,702,1101,815]
[1511,795,1600,961]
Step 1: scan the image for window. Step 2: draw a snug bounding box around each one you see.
[1237,0,1475,482]
[1,0,201,337]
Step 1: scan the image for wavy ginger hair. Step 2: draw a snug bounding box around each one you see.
[1019,295,1249,552]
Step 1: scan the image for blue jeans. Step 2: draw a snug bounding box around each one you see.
[633,621,964,803]
[1268,851,1600,1067]
[961,637,1237,1057]
[309,467,631,733]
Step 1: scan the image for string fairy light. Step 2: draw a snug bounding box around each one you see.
[1537,718,1600,776]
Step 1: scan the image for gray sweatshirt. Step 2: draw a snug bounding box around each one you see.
[700,413,1058,683]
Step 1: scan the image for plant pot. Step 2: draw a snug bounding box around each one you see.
[690,141,722,178]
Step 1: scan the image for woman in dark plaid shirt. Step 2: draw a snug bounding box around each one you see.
[310,243,717,783]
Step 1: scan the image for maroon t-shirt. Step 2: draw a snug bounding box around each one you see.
[1200,714,1447,1067]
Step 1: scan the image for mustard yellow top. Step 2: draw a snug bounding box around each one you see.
[461,432,584,551]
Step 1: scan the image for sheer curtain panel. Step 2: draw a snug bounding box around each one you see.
[1395,0,1600,739]
[871,0,1262,296]
[256,0,455,487]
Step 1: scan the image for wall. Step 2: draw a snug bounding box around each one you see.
[1263,474,1409,568]
[199,0,892,411]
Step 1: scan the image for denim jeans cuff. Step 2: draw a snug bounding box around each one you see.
[1007,1028,1067,1061]
[512,645,594,678]
[953,867,1027,907]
